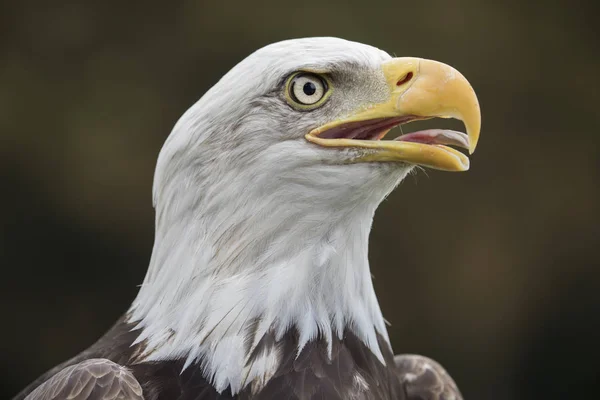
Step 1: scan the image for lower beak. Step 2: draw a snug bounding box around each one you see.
[306,57,481,171]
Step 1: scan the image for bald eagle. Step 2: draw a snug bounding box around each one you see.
[14,37,480,400]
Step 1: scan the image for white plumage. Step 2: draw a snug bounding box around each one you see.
[128,38,410,393]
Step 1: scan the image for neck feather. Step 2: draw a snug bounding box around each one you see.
[127,137,407,394]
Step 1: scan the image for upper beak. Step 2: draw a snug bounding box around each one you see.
[306,57,481,171]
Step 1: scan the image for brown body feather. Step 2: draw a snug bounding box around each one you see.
[14,317,462,399]
[15,317,404,400]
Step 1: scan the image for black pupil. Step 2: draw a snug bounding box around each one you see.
[303,81,317,96]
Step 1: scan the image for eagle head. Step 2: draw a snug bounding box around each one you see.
[129,37,481,394]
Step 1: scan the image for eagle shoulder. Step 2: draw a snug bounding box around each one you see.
[394,354,462,400]
[24,358,144,400]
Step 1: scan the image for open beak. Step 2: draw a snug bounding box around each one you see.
[305,58,481,171]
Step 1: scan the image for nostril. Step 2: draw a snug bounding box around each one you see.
[396,72,414,86]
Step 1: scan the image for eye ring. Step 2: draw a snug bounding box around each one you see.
[285,72,332,110]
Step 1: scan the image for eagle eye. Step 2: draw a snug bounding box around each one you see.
[285,72,332,110]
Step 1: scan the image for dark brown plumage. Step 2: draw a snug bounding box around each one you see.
[14,317,461,400]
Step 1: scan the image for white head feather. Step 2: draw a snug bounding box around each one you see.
[127,37,412,394]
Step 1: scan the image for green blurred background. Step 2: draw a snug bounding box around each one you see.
[1,0,598,398]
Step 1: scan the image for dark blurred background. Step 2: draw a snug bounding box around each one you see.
[1,0,598,398]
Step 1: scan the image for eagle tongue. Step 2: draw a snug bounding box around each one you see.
[394,129,470,150]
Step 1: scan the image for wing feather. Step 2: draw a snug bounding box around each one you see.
[25,359,144,400]
[394,354,462,400]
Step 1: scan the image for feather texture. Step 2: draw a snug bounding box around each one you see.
[126,37,410,392]
[23,359,143,400]
[394,354,463,400]
[17,318,402,400]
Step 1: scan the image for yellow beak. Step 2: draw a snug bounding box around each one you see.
[306,58,481,171]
